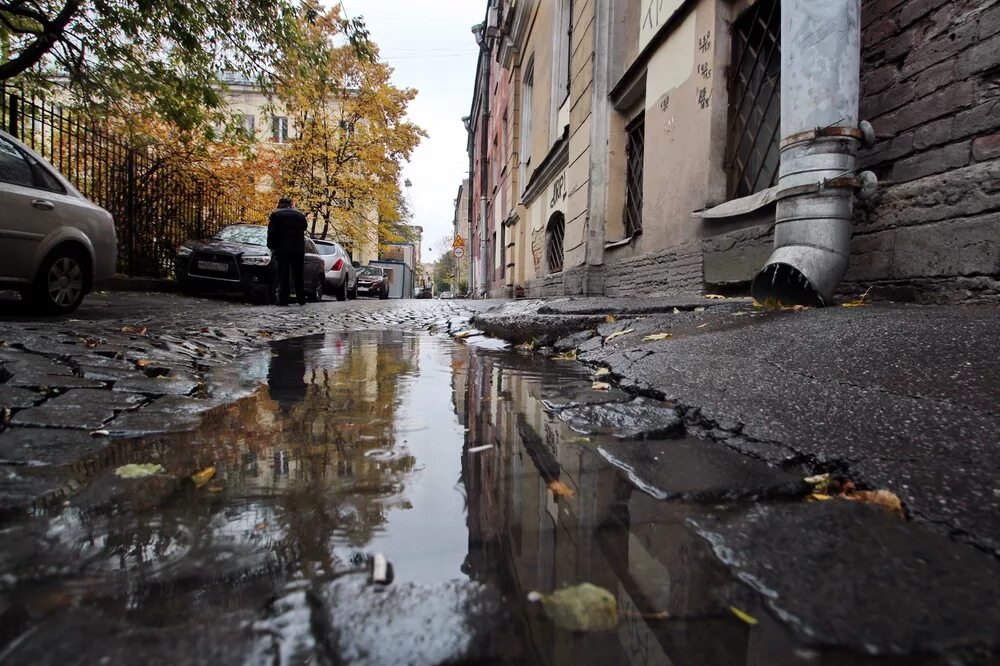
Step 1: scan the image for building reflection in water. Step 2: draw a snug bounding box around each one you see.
[458,350,770,666]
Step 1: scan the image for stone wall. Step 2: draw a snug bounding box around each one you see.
[853,0,1000,301]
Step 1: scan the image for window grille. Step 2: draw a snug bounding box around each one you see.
[726,0,781,199]
[546,212,565,273]
[624,113,645,237]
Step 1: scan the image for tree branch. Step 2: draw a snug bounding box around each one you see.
[0,0,79,81]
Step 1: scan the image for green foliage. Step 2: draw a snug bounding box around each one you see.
[0,0,371,130]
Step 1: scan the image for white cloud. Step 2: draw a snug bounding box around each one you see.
[340,1,484,261]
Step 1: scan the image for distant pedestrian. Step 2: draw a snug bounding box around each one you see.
[267,197,308,305]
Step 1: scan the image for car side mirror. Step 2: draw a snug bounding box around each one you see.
[352,261,361,268]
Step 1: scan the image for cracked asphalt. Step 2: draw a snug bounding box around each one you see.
[475,298,1000,555]
[0,291,498,513]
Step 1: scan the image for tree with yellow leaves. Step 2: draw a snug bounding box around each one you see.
[272,7,425,261]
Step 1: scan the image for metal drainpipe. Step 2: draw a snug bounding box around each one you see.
[750,0,873,306]
[478,39,491,300]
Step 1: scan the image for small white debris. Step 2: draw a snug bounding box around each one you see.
[467,444,494,454]
[372,553,390,584]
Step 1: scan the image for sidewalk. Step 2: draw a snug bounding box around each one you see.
[473,297,1000,554]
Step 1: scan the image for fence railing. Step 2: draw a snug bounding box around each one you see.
[1,86,248,278]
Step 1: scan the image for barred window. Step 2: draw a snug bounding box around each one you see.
[624,113,645,237]
[727,0,781,199]
[546,212,565,273]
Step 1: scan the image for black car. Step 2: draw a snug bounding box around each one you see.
[175,224,325,304]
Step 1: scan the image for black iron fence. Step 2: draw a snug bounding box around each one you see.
[1,86,248,278]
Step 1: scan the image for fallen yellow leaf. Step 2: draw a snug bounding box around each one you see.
[841,299,868,308]
[120,325,147,335]
[453,330,474,339]
[730,606,758,625]
[604,328,635,342]
[191,465,216,488]
[593,367,611,378]
[642,333,673,341]
[135,359,152,368]
[844,489,904,517]
[806,492,834,502]
[548,480,575,497]
[704,294,727,300]
[605,314,616,323]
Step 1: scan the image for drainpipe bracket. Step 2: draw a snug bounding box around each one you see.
[775,177,863,202]
[780,126,864,150]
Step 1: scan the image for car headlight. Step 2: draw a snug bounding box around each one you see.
[241,255,271,266]
[177,245,193,257]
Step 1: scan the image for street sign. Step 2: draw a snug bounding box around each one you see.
[453,235,465,248]
[453,246,465,259]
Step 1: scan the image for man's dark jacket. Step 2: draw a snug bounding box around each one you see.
[267,207,308,254]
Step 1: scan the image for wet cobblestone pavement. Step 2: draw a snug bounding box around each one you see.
[0,292,496,513]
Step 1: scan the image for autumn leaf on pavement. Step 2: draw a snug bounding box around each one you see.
[592,382,612,391]
[642,332,673,341]
[593,367,611,378]
[191,465,217,488]
[704,294,727,300]
[120,325,147,335]
[843,489,904,517]
[605,315,616,323]
[548,480,575,497]
[135,359,152,368]
[604,328,635,342]
[730,606,758,625]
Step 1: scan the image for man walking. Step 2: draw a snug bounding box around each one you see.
[267,197,308,305]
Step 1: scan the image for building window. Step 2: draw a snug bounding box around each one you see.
[239,114,256,139]
[519,58,534,194]
[271,116,289,143]
[726,0,781,199]
[554,0,572,107]
[624,113,645,238]
[546,212,565,273]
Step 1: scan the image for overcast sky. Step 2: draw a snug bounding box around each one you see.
[339,1,484,261]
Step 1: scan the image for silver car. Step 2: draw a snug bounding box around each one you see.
[313,239,358,301]
[0,129,117,314]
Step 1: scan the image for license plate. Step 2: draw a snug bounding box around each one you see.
[197,260,229,272]
[358,286,369,292]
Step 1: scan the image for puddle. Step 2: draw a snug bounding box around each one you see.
[0,331,958,664]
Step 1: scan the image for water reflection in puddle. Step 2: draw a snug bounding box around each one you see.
[0,331,935,665]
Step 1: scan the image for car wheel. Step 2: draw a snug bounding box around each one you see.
[32,247,89,315]
[336,279,348,301]
[348,280,358,300]
[379,287,388,300]
[309,273,324,302]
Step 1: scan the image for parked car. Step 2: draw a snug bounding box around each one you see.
[415,286,432,299]
[356,265,389,299]
[0,129,117,314]
[313,239,358,301]
[174,224,325,304]
[438,291,453,300]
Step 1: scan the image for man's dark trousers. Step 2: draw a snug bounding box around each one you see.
[275,251,305,305]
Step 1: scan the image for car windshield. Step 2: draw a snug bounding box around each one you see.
[358,267,384,277]
[213,225,267,246]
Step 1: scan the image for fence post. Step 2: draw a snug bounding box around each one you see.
[7,94,18,137]
[196,184,205,239]
[126,149,137,276]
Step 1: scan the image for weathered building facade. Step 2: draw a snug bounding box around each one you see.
[463,0,1000,303]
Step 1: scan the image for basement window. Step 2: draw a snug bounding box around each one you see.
[726,0,781,199]
[624,113,645,238]
[546,212,565,273]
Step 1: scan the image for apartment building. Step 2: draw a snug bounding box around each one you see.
[465,0,1000,303]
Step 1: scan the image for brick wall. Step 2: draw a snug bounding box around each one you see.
[854,0,1000,301]
[603,241,703,296]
